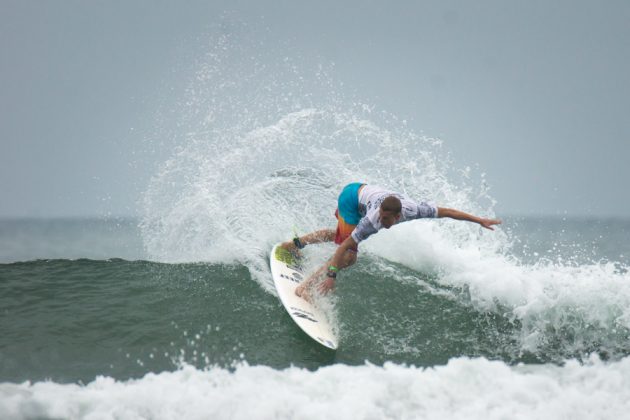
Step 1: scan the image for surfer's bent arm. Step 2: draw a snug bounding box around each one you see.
[318,236,358,294]
[437,207,502,231]
[329,236,358,271]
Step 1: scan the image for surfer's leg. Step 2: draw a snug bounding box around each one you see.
[298,229,335,245]
[281,229,335,253]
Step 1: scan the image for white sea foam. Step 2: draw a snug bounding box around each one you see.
[1,356,629,420]
[367,221,630,356]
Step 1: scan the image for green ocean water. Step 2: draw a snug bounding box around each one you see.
[0,257,518,384]
[2,216,629,384]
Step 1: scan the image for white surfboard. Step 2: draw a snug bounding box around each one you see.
[270,244,338,350]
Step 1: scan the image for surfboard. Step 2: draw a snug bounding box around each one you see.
[270,244,338,350]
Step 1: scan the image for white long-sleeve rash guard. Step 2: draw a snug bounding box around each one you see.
[350,185,438,244]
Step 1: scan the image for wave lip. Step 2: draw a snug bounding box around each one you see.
[2,356,630,420]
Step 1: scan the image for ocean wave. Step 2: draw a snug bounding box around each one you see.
[368,221,630,359]
[2,356,629,420]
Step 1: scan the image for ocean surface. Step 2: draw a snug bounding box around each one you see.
[2,32,630,419]
[1,214,629,419]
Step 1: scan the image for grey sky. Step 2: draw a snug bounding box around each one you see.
[2,0,629,218]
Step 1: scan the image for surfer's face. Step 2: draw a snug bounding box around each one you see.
[379,209,400,229]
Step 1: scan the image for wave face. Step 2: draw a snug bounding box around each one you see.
[1,250,629,385]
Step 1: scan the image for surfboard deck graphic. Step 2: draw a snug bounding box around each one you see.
[270,244,337,350]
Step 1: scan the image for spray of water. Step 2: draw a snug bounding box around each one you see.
[140,26,629,360]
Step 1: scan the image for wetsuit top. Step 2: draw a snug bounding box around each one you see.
[350,185,438,244]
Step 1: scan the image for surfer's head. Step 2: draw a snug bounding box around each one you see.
[379,196,402,228]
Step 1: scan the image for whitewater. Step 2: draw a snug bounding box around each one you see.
[2,357,630,420]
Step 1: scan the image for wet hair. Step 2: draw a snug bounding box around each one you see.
[380,196,402,214]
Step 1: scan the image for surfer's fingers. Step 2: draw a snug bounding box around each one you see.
[317,278,335,294]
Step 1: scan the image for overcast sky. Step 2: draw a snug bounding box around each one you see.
[2,0,629,218]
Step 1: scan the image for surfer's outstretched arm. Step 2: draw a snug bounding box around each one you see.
[437,207,502,230]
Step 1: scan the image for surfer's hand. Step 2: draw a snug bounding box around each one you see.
[318,277,335,294]
[479,218,502,231]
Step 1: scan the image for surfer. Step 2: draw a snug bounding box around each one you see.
[281,182,501,300]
